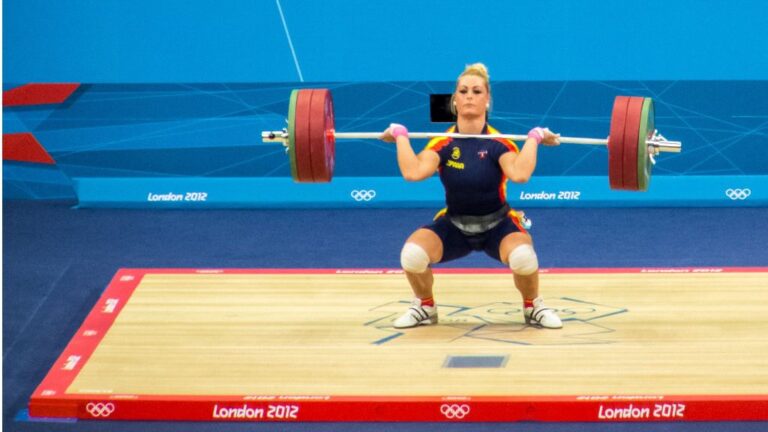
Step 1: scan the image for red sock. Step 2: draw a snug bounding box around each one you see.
[420,297,435,307]
[523,299,535,308]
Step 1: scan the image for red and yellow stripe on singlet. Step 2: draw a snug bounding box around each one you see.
[487,125,519,153]
[487,125,519,204]
[507,208,529,234]
[423,125,456,152]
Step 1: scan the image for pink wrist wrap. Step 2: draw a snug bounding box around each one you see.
[527,127,545,144]
[390,123,408,139]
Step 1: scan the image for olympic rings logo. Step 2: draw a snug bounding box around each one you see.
[725,188,751,200]
[86,402,115,418]
[440,403,470,419]
[350,189,376,202]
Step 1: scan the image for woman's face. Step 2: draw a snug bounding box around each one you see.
[454,74,490,119]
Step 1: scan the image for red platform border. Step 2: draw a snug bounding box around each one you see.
[29,267,768,422]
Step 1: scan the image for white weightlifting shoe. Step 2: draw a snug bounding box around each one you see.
[524,297,562,329]
[393,298,438,329]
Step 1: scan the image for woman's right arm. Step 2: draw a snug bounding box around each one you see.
[382,124,440,181]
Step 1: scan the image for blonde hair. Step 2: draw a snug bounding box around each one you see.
[457,63,490,93]
[451,63,491,115]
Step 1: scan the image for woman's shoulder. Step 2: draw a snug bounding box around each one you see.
[487,124,519,152]
[425,125,457,151]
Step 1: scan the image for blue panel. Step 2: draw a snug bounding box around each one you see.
[5,81,767,177]
[3,0,298,82]
[281,0,768,81]
[72,176,768,208]
[5,0,768,82]
[2,164,76,199]
[4,81,768,206]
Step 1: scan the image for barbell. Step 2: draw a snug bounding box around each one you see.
[261,89,682,191]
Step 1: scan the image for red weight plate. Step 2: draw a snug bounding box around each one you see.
[293,89,315,182]
[608,96,630,189]
[325,93,336,180]
[621,96,645,190]
[308,89,335,182]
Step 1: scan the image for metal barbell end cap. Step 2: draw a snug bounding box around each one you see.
[262,129,288,143]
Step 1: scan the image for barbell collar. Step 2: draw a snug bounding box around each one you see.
[262,130,287,144]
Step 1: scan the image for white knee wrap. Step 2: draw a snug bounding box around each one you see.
[400,243,430,273]
[508,244,538,275]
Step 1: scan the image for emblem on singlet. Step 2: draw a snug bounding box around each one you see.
[446,146,465,169]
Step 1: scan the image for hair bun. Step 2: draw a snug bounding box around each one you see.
[464,63,489,80]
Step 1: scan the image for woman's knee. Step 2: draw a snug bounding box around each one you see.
[401,229,442,272]
[507,244,538,275]
[400,243,430,273]
[500,233,538,275]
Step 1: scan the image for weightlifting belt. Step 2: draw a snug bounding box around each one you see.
[448,204,510,235]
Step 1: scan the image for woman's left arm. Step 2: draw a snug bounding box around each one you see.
[500,127,560,183]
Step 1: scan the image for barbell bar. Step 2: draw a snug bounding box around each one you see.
[264,131,680,150]
[261,89,682,190]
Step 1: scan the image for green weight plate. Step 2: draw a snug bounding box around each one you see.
[287,89,299,181]
[636,98,655,191]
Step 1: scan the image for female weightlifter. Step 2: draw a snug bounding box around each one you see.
[381,63,563,329]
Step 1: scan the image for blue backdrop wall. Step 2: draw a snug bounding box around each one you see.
[3,0,767,207]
